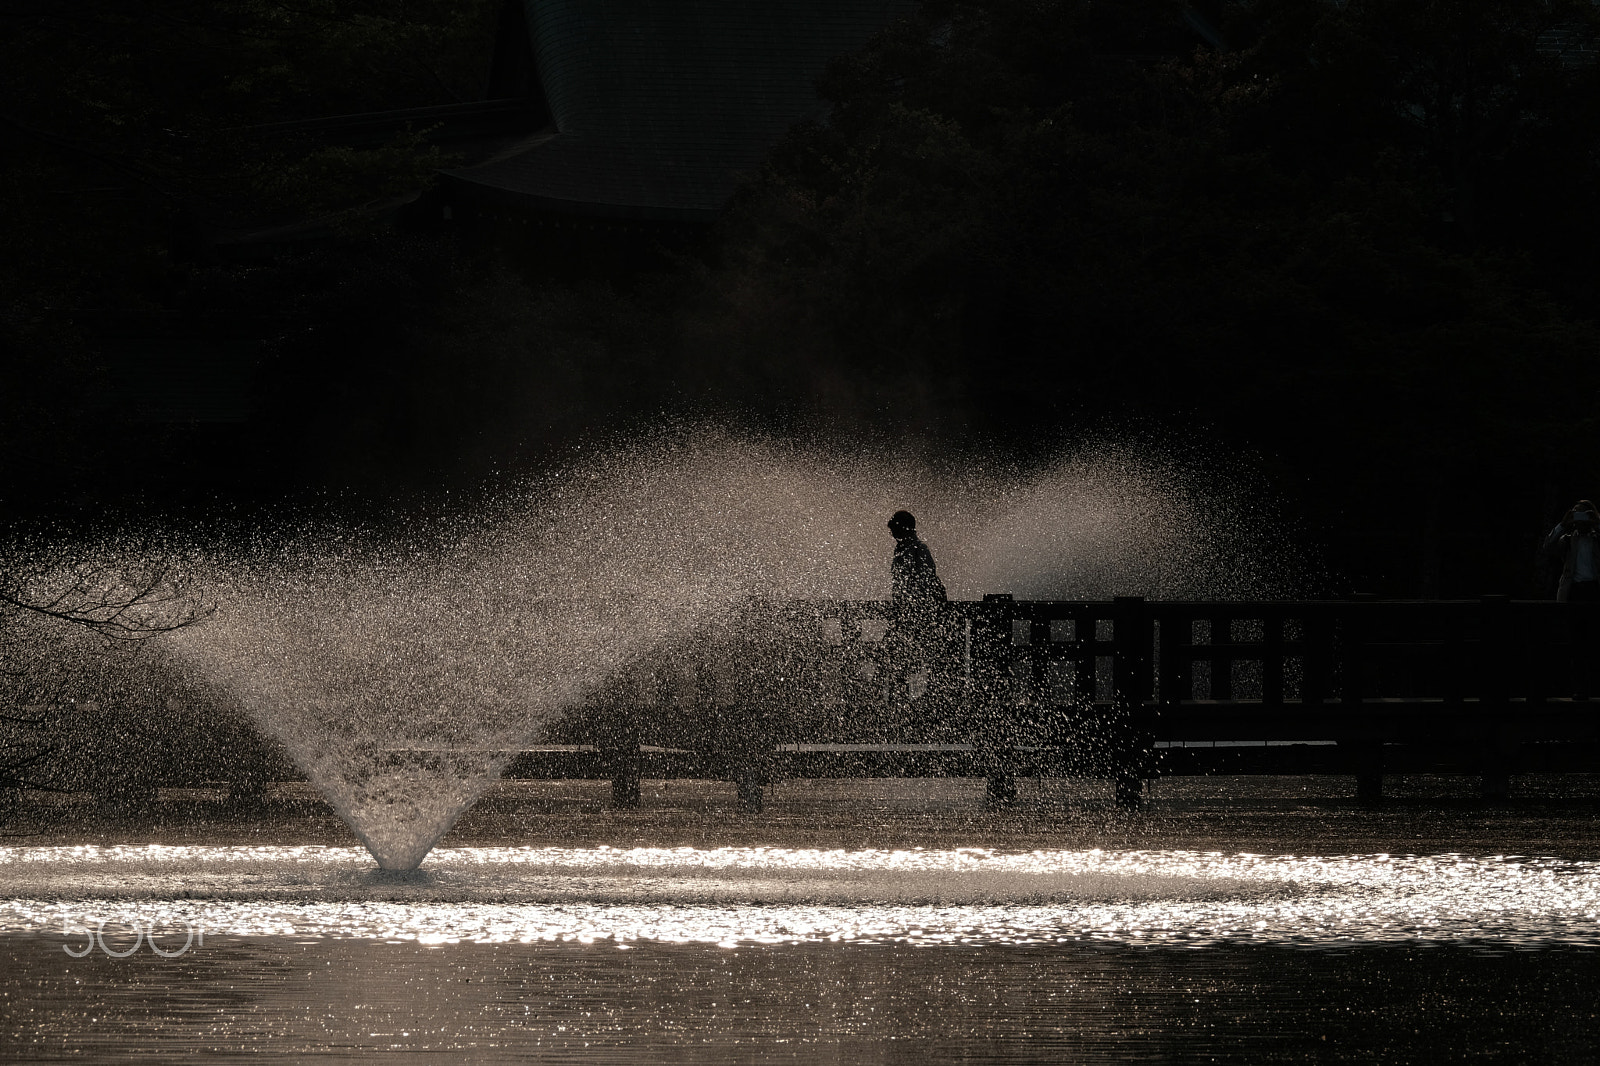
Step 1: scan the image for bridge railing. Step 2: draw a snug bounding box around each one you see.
[535,596,1600,809]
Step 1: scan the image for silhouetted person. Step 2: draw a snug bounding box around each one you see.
[1544,501,1600,699]
[884,511,951,728]
[888,510,946,618]
[1545,501,1600,602]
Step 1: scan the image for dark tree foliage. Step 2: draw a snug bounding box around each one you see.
[0,1,498,506]
[4,0,1599,598]
[683,0,1600,593]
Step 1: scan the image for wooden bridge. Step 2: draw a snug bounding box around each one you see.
[518,595,1600,810]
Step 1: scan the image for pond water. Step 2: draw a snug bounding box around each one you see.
[1,843,1597,1062]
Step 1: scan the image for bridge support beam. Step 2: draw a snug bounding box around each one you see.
[1113,771,1143,810]
[986,771,1018,808]
[606,746,642,808]
[735,769,764,813]
[1341,740,1384,804]
[1480,748,1512,802]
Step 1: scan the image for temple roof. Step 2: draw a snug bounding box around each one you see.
[446,0,915,220]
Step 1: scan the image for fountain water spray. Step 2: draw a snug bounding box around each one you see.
[170,431,1304,869]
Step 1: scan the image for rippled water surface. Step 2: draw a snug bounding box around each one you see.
[3,844,1598,1062]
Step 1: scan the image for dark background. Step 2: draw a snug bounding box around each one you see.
[5,0,1599,598]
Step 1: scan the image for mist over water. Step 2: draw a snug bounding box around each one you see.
[170,430,1305,870]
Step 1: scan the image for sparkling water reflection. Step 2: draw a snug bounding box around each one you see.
[4,844,1598,948]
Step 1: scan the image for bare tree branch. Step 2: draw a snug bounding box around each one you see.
[0,541,212,641]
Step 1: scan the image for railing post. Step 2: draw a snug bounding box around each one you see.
[1479,594,1514,801]
[1209,612,1234,700]
[1112,596,1152,810]
[1159,606,1192,706]
[1263,610,1285,707]
[1303,606,1333,704]
[1340,596,1383,803]
[1444,603,1468,707]
[973,593,1018,807]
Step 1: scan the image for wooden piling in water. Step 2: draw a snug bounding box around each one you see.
[607,747,642,807]
[1478,595,1514,801]
[974,593,1018,807]
[1337,597,1383,803]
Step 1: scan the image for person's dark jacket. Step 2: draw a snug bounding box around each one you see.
[891,534,947,618]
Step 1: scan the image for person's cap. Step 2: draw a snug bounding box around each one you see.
[888,510,916,532]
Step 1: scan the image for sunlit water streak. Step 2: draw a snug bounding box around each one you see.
[2,845,1595,949]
